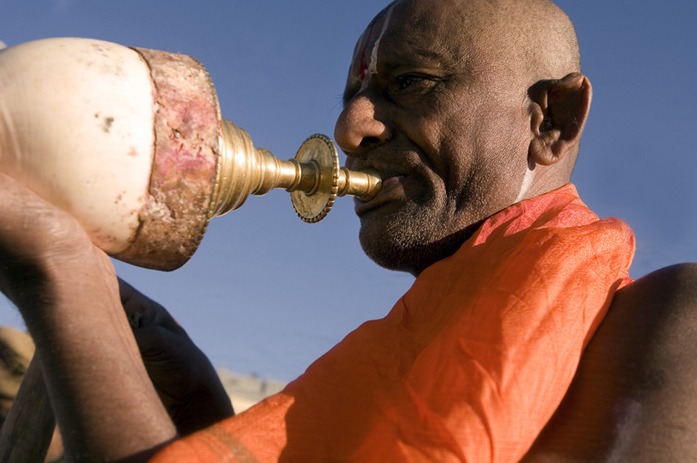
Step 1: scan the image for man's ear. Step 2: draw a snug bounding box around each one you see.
[528,73,592,166]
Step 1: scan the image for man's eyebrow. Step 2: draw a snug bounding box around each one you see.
[378,47,452,71]
[340,41,460,107]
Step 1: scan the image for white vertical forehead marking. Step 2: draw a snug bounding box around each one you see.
[368,4,396,75]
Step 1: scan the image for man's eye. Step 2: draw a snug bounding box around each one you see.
[397,75,424,90]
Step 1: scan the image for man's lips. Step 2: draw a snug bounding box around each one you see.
[354,174,406,216]
[380,175,402,189]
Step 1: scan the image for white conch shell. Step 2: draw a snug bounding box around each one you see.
[0,38,155,253]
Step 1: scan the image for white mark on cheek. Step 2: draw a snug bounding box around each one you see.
[368,5,395,76]
[515,158,536,203]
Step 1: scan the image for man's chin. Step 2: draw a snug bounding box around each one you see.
[357,219,423,274]
[359,243,413,274]
[357,207,482,276]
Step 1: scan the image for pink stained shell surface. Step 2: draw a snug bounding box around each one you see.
[114,47,221,271]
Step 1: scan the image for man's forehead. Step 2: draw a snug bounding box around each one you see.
[350,0,477,78]
[351,2,398,78]
[358,1,402,43]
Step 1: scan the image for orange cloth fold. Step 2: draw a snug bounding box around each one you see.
[151,184,635,463]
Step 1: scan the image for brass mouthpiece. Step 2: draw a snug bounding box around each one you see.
[212,119,381,223]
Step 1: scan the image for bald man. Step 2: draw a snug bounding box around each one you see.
[335,0,587,276]
[0,0,677,461]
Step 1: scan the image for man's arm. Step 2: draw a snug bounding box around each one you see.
[0,173,176,461]
[523,264,697,462]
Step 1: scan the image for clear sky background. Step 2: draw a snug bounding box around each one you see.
[0,0,695,382]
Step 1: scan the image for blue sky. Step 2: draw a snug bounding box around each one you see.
[0,0,695,381]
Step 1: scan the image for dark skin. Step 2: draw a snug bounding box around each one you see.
[0,173,177,461]
[523,264,697,462]
[0,174,233,460]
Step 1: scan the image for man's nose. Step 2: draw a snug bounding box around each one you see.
[334,94,393,157]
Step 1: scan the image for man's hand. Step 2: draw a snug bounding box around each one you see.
[0,173,103,314]
[119,279,235,436]
[0,173,177,461]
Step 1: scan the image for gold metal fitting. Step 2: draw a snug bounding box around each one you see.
[212,119,381,223]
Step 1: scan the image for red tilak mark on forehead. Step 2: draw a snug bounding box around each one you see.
[357,22,377,80]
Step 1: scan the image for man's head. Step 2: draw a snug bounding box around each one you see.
[335,0,591,275]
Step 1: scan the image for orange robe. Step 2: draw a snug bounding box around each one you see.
[151,184,635,463]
